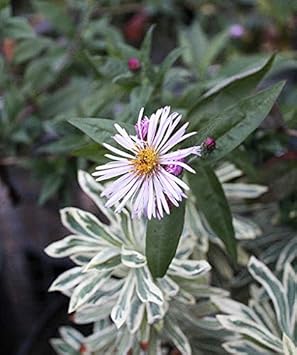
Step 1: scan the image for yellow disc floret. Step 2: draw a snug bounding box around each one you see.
[133,147,159,175]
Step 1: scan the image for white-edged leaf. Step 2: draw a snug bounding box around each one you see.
[74,302,114,324]
[146,301,167,324]
[70,253,94,266]
[216,162,243,183]
[248,256,290,335]
[84,248,120,271]
[86,324,117,351]
[116,328,134,354]
[276,237,297,271]
[59,327,84,351]
[121,246,146,268]
[89,279,123,306]
[217,315,283,352]
[169,259,211,279]
[175,289,195,304]
[127,296,145,333]
[60,208,122,246]
[69,271,111,313]
[165,317,192,355]
[233,216,261,240]
[157,276,179,298]
[50,338,77,355]
[78,170,119,226]
[223,339,272,355]
[223,183,268,199]
[282,263,297,334]
[134,266,164,305]
[283,333,297,355]
[49,267,83,294]
[212,296,262,323]
[45,235,101,258]
[111,272,135,329]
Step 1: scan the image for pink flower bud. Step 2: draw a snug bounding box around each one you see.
[128,57,141,72]
[135,117,149,139]
[203,137,216,152]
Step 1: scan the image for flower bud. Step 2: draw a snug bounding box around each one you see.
[128,57,141,72]
[203,137,216,152]
[140,341,149,351]
[135,117,149,139]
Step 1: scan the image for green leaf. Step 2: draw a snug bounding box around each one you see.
[13,37,52,64]
[187,54,276,129]
[32,0,74,36]
[68,117,134,146]
[187,162,237,261]
[2,17,35,39]
[201,81,285,162]
[146,202,186,278]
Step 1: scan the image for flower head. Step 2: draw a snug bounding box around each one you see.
[93,106,202,219]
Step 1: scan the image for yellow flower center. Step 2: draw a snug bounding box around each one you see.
[133,147,159,175]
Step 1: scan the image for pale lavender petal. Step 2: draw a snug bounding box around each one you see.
[103,143,135,159]
[160,131,197,154]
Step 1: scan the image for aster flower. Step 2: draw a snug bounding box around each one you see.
[92,106,202,219]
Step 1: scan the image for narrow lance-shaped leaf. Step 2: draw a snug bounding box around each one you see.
[206,81,285,162]
[187,162,237,261]
[146,202,186,278]
[68,117,134,146]
[187,54,275,128]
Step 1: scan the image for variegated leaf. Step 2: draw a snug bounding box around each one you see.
[215,162,242,183]
[84,248,120,271]
[169,259,211,279]
[175,288,195,304]
[223,339,272,355]
[89,279,123,306]
[212,296,262,323]
[111,272,135,329]
[276,237,297,271]
[45,235,101,258]
[74,303,114,324]
[283,333,297,355]
[217,315,283,352]
[248,256,290,335]
[85,324,117,351]
[233,216,261,240]
[59,327,84,351]
[69,271,111,313]
[78,170,119,226]
[223,183,268,199]
[50,338,77,355]
[116,328,134,354]
[49,267,83,294]
[121,246,146,268]
[282,263,297,335]
[127,296,145,333]
[61,207,122,247]
[146,300,167,324]
[164,317,192,355]
[157,276,179,298]
[134,267,164,305]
